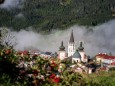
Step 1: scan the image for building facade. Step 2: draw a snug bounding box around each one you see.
[68,30,76,57]
[58,41,66,60]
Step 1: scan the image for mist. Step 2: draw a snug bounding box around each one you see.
[0,0,24,9]
[1,19,115,56]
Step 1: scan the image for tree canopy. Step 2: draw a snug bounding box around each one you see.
[0,0,114,32]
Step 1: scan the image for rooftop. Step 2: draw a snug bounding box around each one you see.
[73,50,81,59]
[96,53,115,60]
[69,30,74,43]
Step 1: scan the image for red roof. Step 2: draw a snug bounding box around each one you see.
[96,54,115,60]
[96,54,108,57]
[104,56,115,60]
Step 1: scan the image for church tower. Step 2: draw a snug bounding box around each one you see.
[58,41,66,60]
[68,30,75,57]
[78,42,87,63]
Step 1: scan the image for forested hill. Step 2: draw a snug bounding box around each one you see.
[0,0,115,32]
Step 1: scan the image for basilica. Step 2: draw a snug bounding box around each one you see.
[58,30,88,63]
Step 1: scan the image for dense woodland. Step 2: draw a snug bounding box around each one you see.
[0,0,115,32]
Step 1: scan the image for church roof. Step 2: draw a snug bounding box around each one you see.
[69,30,74,43]
[59,41,65,51]
[78,42,84,51]
[73,50,81,59]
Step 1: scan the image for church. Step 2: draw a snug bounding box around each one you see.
[58,30,88,63]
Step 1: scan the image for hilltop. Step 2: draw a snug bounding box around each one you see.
[0,0,115,32]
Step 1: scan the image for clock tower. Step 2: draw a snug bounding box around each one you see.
[68,30,75,57]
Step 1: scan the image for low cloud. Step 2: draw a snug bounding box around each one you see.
[1,19,115,56]
[0,0,24,9]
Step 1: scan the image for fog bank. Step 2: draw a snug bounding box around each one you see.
[2,19,115,56]
[0,0,24,9]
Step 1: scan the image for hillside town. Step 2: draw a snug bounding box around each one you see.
[0,30,115,86]
[15,30,115,74]
[11,30,115,74]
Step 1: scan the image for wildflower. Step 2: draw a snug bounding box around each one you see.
[50,73,56,79]
[5,49,11,55]
[52,63,57,67]
[53,77,60,83]
[33,70,39,76]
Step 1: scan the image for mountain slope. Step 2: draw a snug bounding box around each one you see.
[0,0,114,32]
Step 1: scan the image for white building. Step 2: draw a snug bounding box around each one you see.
[72,50,81,63]
[103,56,115,65]
[78,42,88,63]
[68,30,76,57]
[67,30,88,63]
[96,54,115,66]
[58,41,66,60]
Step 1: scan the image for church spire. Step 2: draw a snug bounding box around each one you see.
[59,41,65,51]
[78,41,84,51]
[69,30,74,43]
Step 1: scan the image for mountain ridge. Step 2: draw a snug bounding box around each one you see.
[0,0,115,32]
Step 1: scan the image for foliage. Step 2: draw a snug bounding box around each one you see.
[0,48,115,86]
[0,27,16,48]
[0,0,114,32]
[86,71,115,86]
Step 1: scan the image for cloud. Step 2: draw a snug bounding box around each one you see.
[0,0,24,9]
[1,19,115,57]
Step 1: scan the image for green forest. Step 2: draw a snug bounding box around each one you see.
[0,0,115,32]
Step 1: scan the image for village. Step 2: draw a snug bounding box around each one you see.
[0,30,115,86]
[15,30,115,74]
[20,30,115,74]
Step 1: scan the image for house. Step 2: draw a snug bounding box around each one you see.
[111,62,115,66]
[103,56,115,65]
[96,53,115,66]
[40,52,52,59]
[95,53,108,64]
[28,50,40,55]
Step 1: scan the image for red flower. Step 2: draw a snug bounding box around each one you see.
[53,63,57,66]
[5,49,11,55]
[50,74,60,83]
[33,74,37,76]
[50,73,56,79]
[53,77,60,83]
[52,60,55,64]
[33,70,38,76]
